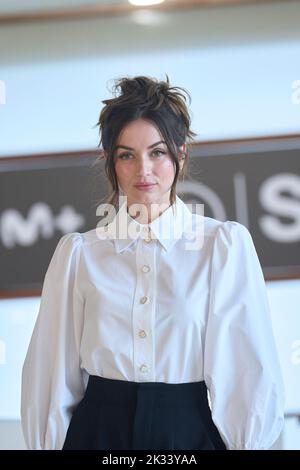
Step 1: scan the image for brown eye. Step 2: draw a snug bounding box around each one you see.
[118,153,133,160]
[152,150,166,157]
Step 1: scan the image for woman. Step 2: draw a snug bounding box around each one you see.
[21,75,285,450]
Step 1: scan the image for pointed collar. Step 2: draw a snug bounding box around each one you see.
[98,195,194,253]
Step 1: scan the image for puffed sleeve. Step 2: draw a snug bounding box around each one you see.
[203,221,285,450]
[21,233,86,450]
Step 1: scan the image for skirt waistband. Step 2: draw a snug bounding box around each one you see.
[85,375,209,408]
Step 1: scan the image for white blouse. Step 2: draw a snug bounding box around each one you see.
[21,195,285,450]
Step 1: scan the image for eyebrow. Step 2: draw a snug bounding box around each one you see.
[115,140,167,151]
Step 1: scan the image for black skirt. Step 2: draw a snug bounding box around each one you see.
[62,375,226,450]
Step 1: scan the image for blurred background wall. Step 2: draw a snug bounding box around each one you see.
[0,0,299,450]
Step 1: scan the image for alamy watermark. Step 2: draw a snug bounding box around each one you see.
[0,80,6,105]
[95,196,205,251]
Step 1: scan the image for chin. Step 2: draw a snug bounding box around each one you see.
[134,195,157,205]
[130,189,157,200]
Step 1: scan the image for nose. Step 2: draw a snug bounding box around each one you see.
[135,156,152,177]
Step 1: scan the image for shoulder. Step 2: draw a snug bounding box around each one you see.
[202,218,257,267]
[47,233,83,273]
[188,212,250,239]
[183,212,252,253]
[47,228,109,278]
[56,227,110,249]
[202,216,252,242]
[57,231,83,245]
[53,232,83,255]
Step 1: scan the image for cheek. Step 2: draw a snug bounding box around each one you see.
[157,159,175,180]
[115,163,130,183]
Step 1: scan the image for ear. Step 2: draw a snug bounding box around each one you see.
[100,149,108,160]
[178,143,187,171]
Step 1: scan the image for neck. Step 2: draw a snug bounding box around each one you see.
[127,201,171,224]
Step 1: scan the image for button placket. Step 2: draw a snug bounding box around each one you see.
[141,225,155,243]
[133,237,156,381]
[141,264,151,273]
[140,296,148,304]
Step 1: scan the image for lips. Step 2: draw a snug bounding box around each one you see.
[134,182,157,192]
[134,183,156,188]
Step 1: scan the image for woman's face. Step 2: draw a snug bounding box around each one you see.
[113,118,185,210]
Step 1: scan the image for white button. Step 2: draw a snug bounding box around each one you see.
[139,330,147,338]
[140,296,148,304]
[141,265,150,273]
[144,237,151,243]
[140,364,148,373]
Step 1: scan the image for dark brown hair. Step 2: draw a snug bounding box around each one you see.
[94,74,196,210]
